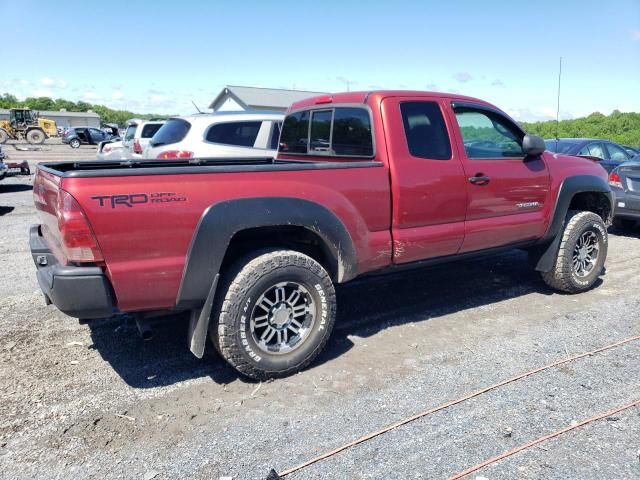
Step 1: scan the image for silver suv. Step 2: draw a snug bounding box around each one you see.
[144,111,283,160]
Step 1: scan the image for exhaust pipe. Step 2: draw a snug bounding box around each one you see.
[135,317,153,341]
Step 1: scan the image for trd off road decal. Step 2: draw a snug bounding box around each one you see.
[91,192,187,208]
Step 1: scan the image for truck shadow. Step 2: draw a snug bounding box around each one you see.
[87,248,571,388]
[0,206,15,216]
[0,184,33,193]
[608,225,640,239]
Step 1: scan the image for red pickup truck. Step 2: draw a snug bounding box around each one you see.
[31,91,612,379]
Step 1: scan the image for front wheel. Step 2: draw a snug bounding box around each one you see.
[26,129,45,144]
[541,210,608,293]
[211,250,336,380]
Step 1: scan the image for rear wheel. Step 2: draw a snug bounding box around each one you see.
[69,138,81,149]
[211,250,336,380]
[26,129,45,145]
[541,210,607,293]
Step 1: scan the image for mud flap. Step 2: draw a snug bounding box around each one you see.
[534,234,562,273]
[188,274,219,358]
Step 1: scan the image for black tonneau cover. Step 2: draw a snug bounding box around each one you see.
[36,157,381,178]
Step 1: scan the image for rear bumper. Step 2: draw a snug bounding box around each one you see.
[612,190,640,219]
[30,225,115,319]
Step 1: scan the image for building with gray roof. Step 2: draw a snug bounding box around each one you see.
[209,86,326,113]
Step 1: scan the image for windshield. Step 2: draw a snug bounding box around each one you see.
[150,119,191,147]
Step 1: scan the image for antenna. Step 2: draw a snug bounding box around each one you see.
[555,56,562,140]
[191,100,203,114]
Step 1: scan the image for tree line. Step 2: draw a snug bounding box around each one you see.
[521,110,640,147]
[0,93,171,127]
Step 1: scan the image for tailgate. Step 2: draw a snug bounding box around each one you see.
[33,167,64,256]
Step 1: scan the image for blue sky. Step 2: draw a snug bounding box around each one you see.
[1,0,639,121]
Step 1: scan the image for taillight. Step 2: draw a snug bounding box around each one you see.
[57,190,103,263]
[102,145,112,153]
[157,150,193,159]
[133,139,143,154]
[609,171,623,189]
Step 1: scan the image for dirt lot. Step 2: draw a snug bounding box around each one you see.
[1,143,639,480]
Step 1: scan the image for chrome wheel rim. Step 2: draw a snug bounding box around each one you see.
[572,231,599,278]
[250,281,316,354]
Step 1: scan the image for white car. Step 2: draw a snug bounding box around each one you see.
[144,112,283,160]
[96,119,165,160]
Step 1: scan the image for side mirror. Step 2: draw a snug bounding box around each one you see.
[522,134,545,156]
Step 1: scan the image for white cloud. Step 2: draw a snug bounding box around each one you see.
[508,107,574,122]
[632,30,640,41]
[40,77,67,89]
[453,72,473,83]
[32,89,53,97]
[82,91,99,100]
[111,91,124,100]
[491,79,504,87]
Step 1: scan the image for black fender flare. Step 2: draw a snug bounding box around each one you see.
[176,197,358,310]
[535,175,612,272]
[178,197,358,358]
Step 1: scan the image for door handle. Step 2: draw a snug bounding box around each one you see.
[469,175,490,185]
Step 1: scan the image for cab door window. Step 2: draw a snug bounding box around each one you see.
[453,108,524,159]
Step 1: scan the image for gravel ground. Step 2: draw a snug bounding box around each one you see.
[1,144,639,479]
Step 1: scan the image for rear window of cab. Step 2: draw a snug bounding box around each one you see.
[279,107,373,157]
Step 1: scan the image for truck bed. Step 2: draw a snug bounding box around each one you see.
[33,156,391,312]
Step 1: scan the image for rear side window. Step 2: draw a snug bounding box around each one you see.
[141,123,163,138]
[279,111,310,153]
[332,108,373,156]
[400,102,451,160]
[206,121,262,147]
[606,143,630,162]
[279,107,373,157]
[124,125,137,141]
[150,118,191,146]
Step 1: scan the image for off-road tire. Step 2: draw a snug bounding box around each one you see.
[26,129,45,145]
[0,129,8,144]
[210,250,336,380]
[541,210,607,293]
[69,138,81,149]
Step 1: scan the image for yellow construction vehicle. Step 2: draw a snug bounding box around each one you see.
[0,108,58,144]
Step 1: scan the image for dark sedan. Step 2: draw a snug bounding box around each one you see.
[62,127,115,149]
[609,156,640,229]
[544,138,634,173]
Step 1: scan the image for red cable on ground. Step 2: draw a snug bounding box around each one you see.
[447,399,640,480]
[274,335,640,478]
